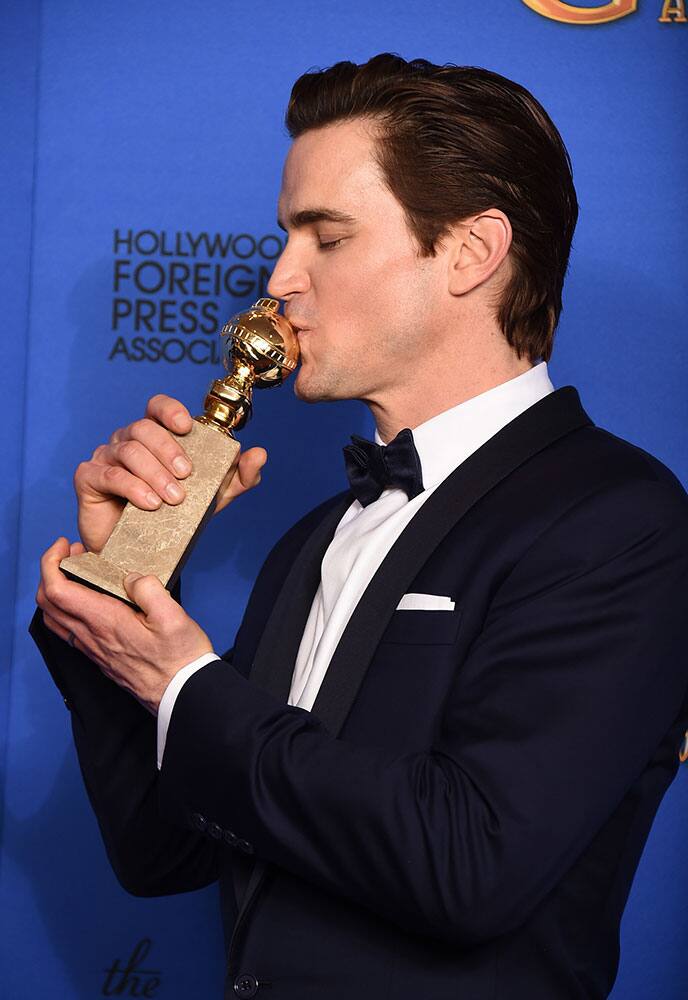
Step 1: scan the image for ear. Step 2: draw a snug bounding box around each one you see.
[446,210,512,296]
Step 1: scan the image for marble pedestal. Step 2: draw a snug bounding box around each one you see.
[60,420,240,605]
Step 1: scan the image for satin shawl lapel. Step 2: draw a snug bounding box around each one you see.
[310,386,592,737]
[247,491,353,700]
[230,493,352,926]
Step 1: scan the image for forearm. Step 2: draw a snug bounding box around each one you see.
[29,608,220,896]
[158,659,503,943]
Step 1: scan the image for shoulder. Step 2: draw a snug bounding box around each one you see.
[568,422,685,495]
[481,412,688,605]
[563,418,686,526]
[520,413,688,528]
[506,425,688,600]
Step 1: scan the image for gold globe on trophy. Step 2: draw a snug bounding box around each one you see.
[60,298,299,604]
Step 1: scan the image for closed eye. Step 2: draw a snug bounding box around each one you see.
[318,238,345,251]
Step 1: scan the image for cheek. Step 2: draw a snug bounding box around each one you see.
[358,248,438,330]
[310,234,439,358]
[331,243,426,316]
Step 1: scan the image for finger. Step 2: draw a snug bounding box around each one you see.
[43,610,105,668]
[38,584,80,635]
[42,610,76,645]
[106,428,126,447]
[75,459,165,510]
[40,536,71,592]
[70,541,86,557]
[81,440,187,506]
[40,538,114,620]
[123,572,175,624]
[118,418,193,479]
[39,538,83,614]
[91,443,114,463]
[145,394,193,435]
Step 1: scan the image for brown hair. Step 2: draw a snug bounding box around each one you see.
[286,54,578,363]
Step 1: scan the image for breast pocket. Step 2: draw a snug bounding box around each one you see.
[379,608,463,645]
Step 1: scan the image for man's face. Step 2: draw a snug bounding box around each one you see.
[268,118,448,405]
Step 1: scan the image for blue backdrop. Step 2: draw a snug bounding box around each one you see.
[2,1,686,997]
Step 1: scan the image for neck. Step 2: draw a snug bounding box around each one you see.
[369,354,535,443]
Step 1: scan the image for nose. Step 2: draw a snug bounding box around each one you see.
[267,238,311,301]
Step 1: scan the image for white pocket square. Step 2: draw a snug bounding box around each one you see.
[396,593,456,611]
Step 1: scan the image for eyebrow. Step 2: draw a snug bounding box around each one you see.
[276,208,358,232]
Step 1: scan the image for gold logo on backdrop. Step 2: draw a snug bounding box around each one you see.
[659,0,687,20]
[521,0,637,22]
[522,0,685,22]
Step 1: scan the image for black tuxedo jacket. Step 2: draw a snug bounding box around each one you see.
[30,386,688,999]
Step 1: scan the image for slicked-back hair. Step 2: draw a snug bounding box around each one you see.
[286,54,578,364]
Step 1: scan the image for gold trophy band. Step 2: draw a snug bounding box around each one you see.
[60,298,300,604]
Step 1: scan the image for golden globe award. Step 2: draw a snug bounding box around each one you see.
[60,297,299,604]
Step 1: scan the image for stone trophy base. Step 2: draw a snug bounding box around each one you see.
[60,420,240,605]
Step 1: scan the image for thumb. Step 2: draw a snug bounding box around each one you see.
[123,572,170,619]
[51,536,72,560]
[215,446,268,514]
[237,447,268,491]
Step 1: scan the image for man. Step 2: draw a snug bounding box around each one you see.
[31,54,688,999]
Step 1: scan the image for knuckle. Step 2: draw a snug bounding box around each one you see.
[89,619,106,640]
[103,463,125,484]
[74,461,90,486]
[116,439,141,463]
[146,394,167,416]
[162,440,183,464]
[158,471,180,493]
[129,418,150,439]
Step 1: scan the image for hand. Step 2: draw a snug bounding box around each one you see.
[37,537,215,714]
[75,393,267,552]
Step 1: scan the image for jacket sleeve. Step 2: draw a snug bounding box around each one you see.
[28,605,224,897]
[26,496,347,896]
[157,480,688,944]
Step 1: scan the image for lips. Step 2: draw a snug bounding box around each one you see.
[285,317,311,333]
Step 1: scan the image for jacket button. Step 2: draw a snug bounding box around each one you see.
[238,838,254,855]
[191,812,207,833]
[233,972,259,997]
[207,822,223,840]
[223,829,239,848]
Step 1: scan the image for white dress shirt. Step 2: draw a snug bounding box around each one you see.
[156,361,555,767]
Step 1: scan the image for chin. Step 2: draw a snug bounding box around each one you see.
[293,379,330,404]
[293,368,349,404]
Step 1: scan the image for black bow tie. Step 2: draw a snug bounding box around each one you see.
[343,428,424,507]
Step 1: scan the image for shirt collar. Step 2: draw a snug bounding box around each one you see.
[375,361,555,491]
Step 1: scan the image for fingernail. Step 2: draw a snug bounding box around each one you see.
[124,572,141,586]
[146,491,162,507]
[173,413,189,431]
[166,482,184,502]
[173,456,192,476]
